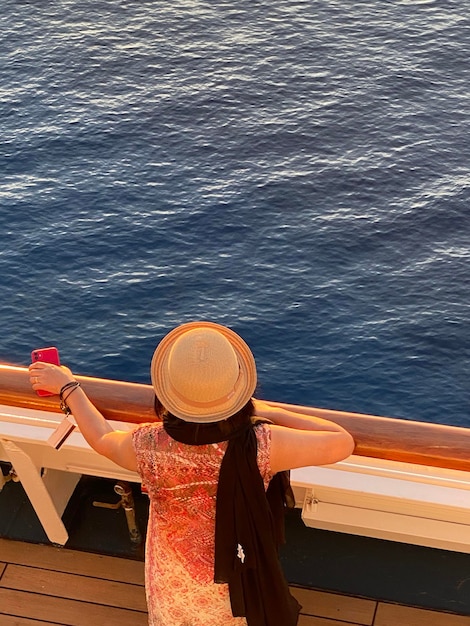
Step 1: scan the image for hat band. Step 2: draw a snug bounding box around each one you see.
[167,367,243,410]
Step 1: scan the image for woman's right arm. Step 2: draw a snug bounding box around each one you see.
[29,362,138,472]
[254,399,350,433]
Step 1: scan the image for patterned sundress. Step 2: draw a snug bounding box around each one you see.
[132,422,273,626]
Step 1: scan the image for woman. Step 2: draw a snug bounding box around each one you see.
[29,321,354,626]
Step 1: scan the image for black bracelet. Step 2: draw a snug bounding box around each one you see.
[60,381,79,401]
[59,381,80,416]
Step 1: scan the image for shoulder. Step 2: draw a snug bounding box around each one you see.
[132,422,165,452]
[254,423,273,485]
[253,421,271,446]
[132,423,166,487]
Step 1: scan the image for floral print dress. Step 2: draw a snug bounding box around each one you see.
[132,422,273,626]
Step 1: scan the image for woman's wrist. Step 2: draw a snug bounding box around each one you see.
[59,380,81,416]
[60,380,79,396]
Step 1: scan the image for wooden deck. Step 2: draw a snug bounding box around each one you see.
[1,538,469,626]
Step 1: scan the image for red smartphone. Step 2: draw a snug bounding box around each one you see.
[31,347,60,397]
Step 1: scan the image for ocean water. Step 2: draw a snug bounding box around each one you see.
[1,0,469,427]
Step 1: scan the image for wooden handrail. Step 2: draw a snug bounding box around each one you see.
[0,365,157,424]
[1,364,470,473]
[267,401,470,474]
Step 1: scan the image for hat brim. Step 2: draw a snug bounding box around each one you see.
[151,321,257,423]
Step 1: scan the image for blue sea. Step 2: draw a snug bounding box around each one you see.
[1,0,469,427]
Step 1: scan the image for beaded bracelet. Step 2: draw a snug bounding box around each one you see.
[59,381,81,416]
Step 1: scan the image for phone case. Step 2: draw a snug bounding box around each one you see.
[31,347,60,397]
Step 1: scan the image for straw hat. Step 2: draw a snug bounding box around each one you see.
[151,321,257,423]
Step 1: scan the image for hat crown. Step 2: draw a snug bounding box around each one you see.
[151,321,257,423]
[168,329,239,404]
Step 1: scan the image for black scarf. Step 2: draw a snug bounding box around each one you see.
[164,413,301,626]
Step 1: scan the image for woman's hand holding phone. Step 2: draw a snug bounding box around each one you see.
[30,347,75,396]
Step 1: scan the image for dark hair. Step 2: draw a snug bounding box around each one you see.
[156,397,255,438]
[153,394,164,419]
[216,398,255,436]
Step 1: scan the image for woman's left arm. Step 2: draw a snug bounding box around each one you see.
[253,398,355,473]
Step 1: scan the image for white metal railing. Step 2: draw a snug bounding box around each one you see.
[1,401,469,551]
[0,404,138,545]
[291,458,470,553]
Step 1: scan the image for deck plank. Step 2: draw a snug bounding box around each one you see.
[1,538,470,626]
[1,564,147,611]
[298,616,366,626]
[1,617,53,626]
[375,603,470,626]
[0,587,148,626]
[0,537,145,584]
[291,586,376,625]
